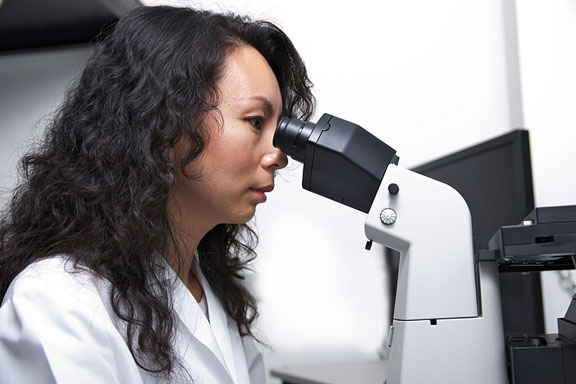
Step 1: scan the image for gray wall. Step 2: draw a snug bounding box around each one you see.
[0,45,92,203]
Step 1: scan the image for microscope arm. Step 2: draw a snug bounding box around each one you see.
[365,164,478,320]
[365,165,507,384]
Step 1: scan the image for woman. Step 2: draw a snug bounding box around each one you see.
[0,5,314,384]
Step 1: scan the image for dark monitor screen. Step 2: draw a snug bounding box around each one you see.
[412,130,534,242]
[386,130,544,335]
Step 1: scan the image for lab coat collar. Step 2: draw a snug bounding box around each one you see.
[191,260,240,380]
[167,256,248,384]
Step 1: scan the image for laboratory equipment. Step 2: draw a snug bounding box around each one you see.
[480,205,576,383]
[274,114,509,383]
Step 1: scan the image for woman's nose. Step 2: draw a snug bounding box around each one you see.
[262,147,288,171]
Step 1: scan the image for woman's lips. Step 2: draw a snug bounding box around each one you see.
[255,185,274,193]
[250,185,274,202]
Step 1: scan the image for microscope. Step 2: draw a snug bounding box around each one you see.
[274,113,576,384]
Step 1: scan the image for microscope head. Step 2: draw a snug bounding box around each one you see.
[273,113,397,213]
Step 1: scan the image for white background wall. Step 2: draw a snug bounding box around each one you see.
[1,0,574,382]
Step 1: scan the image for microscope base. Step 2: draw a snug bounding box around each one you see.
[386,262,508,384]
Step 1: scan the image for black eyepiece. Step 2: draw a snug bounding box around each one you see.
[273,117,315,163]
[272,113,397,213]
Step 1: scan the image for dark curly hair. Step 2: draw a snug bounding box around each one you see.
[0,5,314,378]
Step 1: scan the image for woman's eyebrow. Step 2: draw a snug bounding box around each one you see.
[243,95,277,116]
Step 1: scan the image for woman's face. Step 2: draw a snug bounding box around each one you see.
[169,45,287,233]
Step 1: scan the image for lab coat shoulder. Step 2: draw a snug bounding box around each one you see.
[0,255,268,384]
[0,256,143,384]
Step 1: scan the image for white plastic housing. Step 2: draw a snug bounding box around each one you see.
[365,165,478,320]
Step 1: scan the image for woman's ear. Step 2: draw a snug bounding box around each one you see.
[164,145,176,164]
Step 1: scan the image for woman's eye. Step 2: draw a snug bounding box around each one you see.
[246,117,264,130]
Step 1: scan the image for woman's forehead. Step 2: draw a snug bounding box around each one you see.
[217,46,282,113]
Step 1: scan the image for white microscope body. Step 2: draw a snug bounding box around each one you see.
[274,113,510,384]
[365,165,508,384]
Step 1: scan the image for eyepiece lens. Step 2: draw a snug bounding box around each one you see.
[273,117,303,159]
[273,117,291,151]
[274,117,318,163]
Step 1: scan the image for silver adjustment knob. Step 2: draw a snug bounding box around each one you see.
[380,208,397,225]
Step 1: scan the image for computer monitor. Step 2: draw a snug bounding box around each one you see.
[386,129,545,335]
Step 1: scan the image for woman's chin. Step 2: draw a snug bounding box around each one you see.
[225,209,256,225]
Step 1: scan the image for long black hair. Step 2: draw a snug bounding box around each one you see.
[0,5,314,378]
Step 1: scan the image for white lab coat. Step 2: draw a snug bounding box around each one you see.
[0,255,266,384]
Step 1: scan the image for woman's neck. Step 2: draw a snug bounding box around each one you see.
[165,205,212,303]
